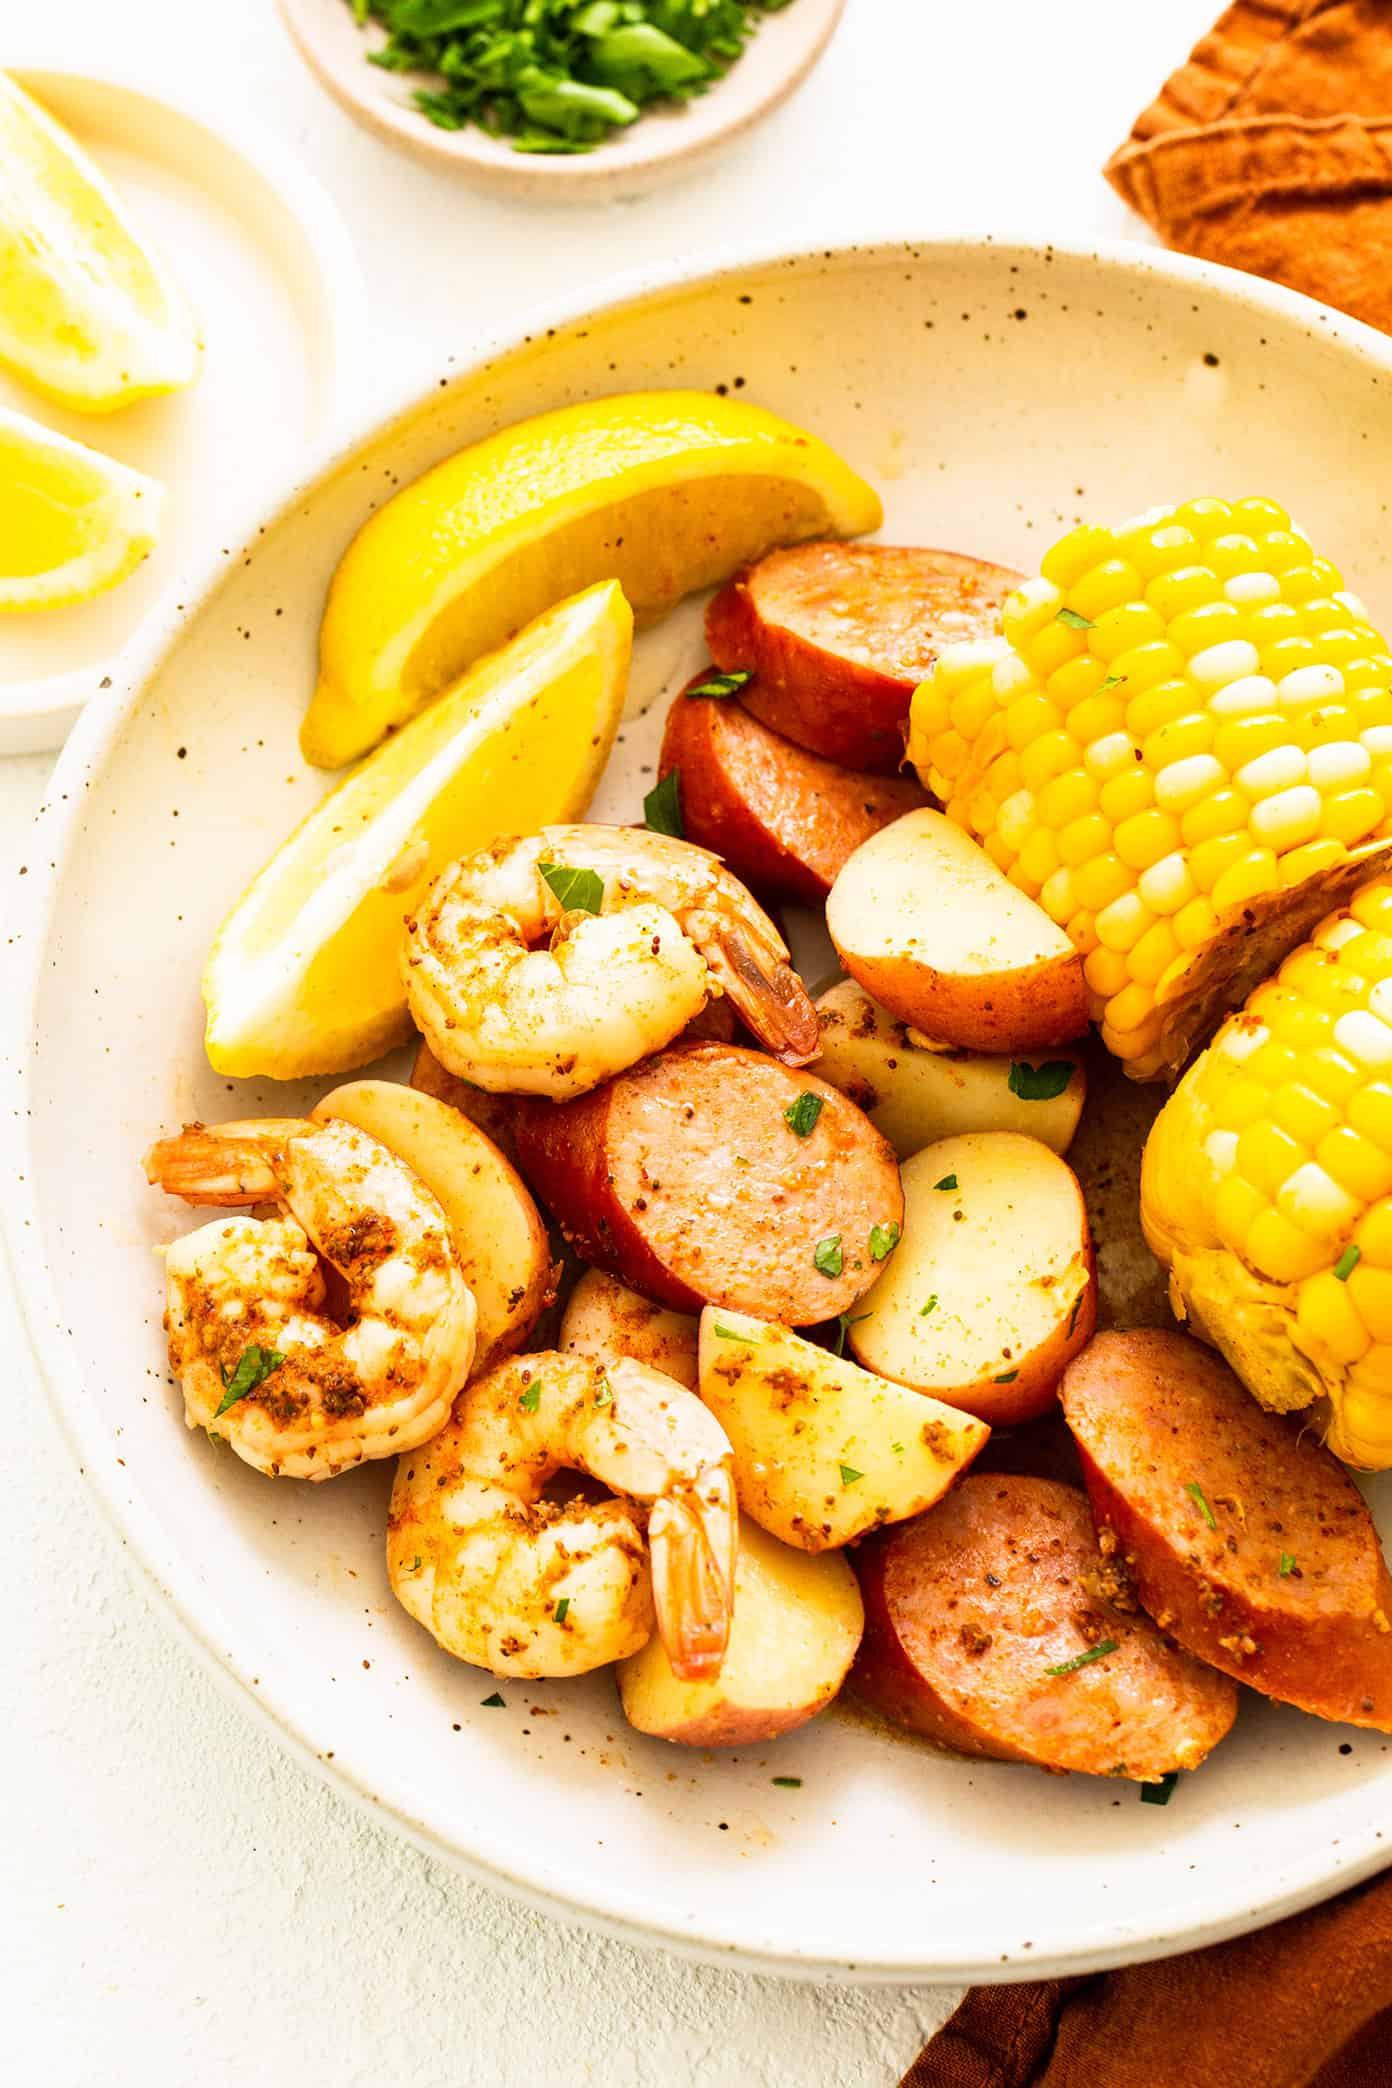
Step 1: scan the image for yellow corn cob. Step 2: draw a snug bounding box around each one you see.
[1141,877,1392,1467]
[907,498,1392,1078]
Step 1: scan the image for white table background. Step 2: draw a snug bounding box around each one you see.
[2,3,1221,2080]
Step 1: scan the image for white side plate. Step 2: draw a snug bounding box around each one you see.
[0,65,362,753]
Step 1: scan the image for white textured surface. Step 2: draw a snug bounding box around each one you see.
[1,1,1219,2080]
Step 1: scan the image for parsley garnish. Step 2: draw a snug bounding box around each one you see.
[410,1555,423,1573]
[1184,1480,1217,1529]
[686,668,752,700]
[539,861,604,915]
[814,1236,844,1278]
[1045,1637,1118,1676]
[554,1597,570,1623]
[828,1311,871,1357]
[642,769,683,839]
[1279,1551,1298,1577]
[481,1692,506,1708]
[1056,606,1094,629]
[712,1320,757,1343]
[771,1775,802,1787]
[1099,673,1129,693]
[1334,1245,1362,1282]
[934,1174,958,1192]
[594,1379,613,1408]
[1007,1059,1074,1101]
[1141,1773,1178,1806]
[919,1295,938,1317]
[519,1379,542,1413]
[869,1220,901,1262]
[838,1463,863,1487]
[215,1344,285,1417]
[784,1091,824,1138]
[993,1369,1019,1383]
[1067,1289,1086,1339]
[891,1440,904,1455]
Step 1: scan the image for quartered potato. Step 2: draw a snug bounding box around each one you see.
[810,978,1086,1159]
[560,1268,699,1390]
[617,1515,863,1746]
[849,1132,1096,1424]
[826,809,1088,1053]
[314,1080,553,1372]
[697,1308,988,1550]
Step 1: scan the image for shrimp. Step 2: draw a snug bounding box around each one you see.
[387,1351,737,1681]
[144,1116,476,1480]
[401,823,820,1100]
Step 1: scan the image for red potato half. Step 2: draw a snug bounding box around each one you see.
[849,1132,1096,1426]
[811,977,1086,1161]
[706,542,1021,772]
[513,1041,904,1322]
[698,1307,987,1550]
[560,1268,700,1391]
[410,1037,528,1168]
[827,809,1089,1053]
[313,1079,552,1371]
[657,681,926,906]
[618,1514,863,1746]
[851,1474,1238,1779]
[1061,1329,1392,1730]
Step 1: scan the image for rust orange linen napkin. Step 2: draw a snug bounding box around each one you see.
[1103,0,1392,332]
[899,13,1392,2081]
[900,1869,1392,2087]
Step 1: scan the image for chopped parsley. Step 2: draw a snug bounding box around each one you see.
[1067,1289,1086,1339]
[410,1555,423,1573]
[827,1311,871,1357]
[838,1463,863,1487]
[1141,1772,1178,1806]
[643,769,683,839]
[539,861,604,914]
[1099,673,1129,694]
[993,1369,1019,1384]
[594,1379,613,1408]
[712,1320,757,1343]
[934,1174,958,1193]
[1045,1637,1118,1677]
[1007,1059,1074,1101]
[1334,1245,1362,1282]
[1279,1551,1298,1577]
[771,1775,802,1788]
[891,1440,905,1456]
[215,1344,285,1417]
[686,668,752,700]
[1184,1480,1217,1530]
[553,1597,570,1624]
[919,1295,938,1317]
[869,1220,901,1262]
[784,1091,824,1139]
[519,1379,542,1413]
[814,1235,844,1278]
[481,1692,506,1708]
[1056,606,1094,629]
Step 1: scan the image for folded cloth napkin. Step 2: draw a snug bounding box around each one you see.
[1105,0,1392,332]
[900,1869,1392,2087]
[899,17,1392,2079]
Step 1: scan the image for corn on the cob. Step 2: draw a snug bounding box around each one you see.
[907,499,1392,1079]
[1142,877,1392,1467]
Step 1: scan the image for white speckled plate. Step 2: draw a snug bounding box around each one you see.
[8,237,1392,1982]
[0,63,362,753]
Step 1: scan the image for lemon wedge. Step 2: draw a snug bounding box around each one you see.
[0,72,199,413]
[203,579,633,1080]
[302,389,882,768]
[0,401,163,610]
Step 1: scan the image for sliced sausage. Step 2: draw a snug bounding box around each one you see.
[513,1040,904,1322]
[657,680,927,906]
[851,1473,1237,1779]
[706,543,1022,772]
[1060,1329,1392,1730]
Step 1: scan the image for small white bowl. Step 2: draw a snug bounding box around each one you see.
[277,0,847,201]
[0,64,363,754]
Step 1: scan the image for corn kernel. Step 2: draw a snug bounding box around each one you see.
[951,682,1002,741]
[1012,827,1057,889]
[1154,752,1226,813]
[1181,789,1249,846]
[1296,1271,1371,1365]
[990,651,1036,705]
[1189,831,1252,891]
[1225,572,1282,608]
[1356,1200,1392,1267]
[1121,521,1196,581]
[1276,1160,1362,1241]
[1303,1047,1364,1107]
[1138,852,1196,915]
[1334,1009,1392,1068]
[1104,981,1157,1034]
[1232,497,1290,533]
[1317,1126,1392,1203]
[1213,1172,1269,1249]
[1057,812,1112,868]
[1107,640,1185,693]
[1074,852,1132,911]
[1041,524,1115,588]
[1251,784,1322,851]
[1278,839,1347,886]
[1236,1118,1310,1196]
[1247,1038,1300,1087]
[1234,745,1307,799]
[1348,1081,1392,1153]
[1070,558,1144,623]
[1129,920,1180,985]
[1126,678,1195,739]
[1272,1083,1341,1148]
[1084,731,1139,783]
[1048,654,1109,711]
[1171,603,1243,657]
[1001,575,1063,645]
[1205,1129,1239,1175]
[1035,771,1096,828]
[1039,868,1076,924]
[1278,663,1344,708]
[1098,769,1155,823]
[1095,891,1154,953]
[1347,1263,1392,1341]
[1320,789,1385,845]
[1189,637,1263,691]
[1004,694,1063,750]
[1026,622,1091,681]
[1353,885,1392,935]
[1211,849,1279,911]
[1210,673,1279,720]
[1261,529,1309,573]
[1019,730,1079,792]
[1207,533,1261,580]
[1088,601,1167,662]
[1146,565,1221,621]
[1247,1208,1330,1282]
[1262,637,1318,682]
[1084,945,1130,998]
[1174,896,1219,950]
[1114,809,1180,872]
[1213,714,1290,771]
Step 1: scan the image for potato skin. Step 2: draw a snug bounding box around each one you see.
[851,1474,1238,1778]
[513,1041,904,1321]
[841,945,1089,1056]
[1061,1329,1392,1730]
[706,542,1021,771]
[658,683,926,905]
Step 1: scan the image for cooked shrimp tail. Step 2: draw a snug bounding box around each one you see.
[693,913,821,1066]
[648,1457,738,1682]
[144,1118,307,1205]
